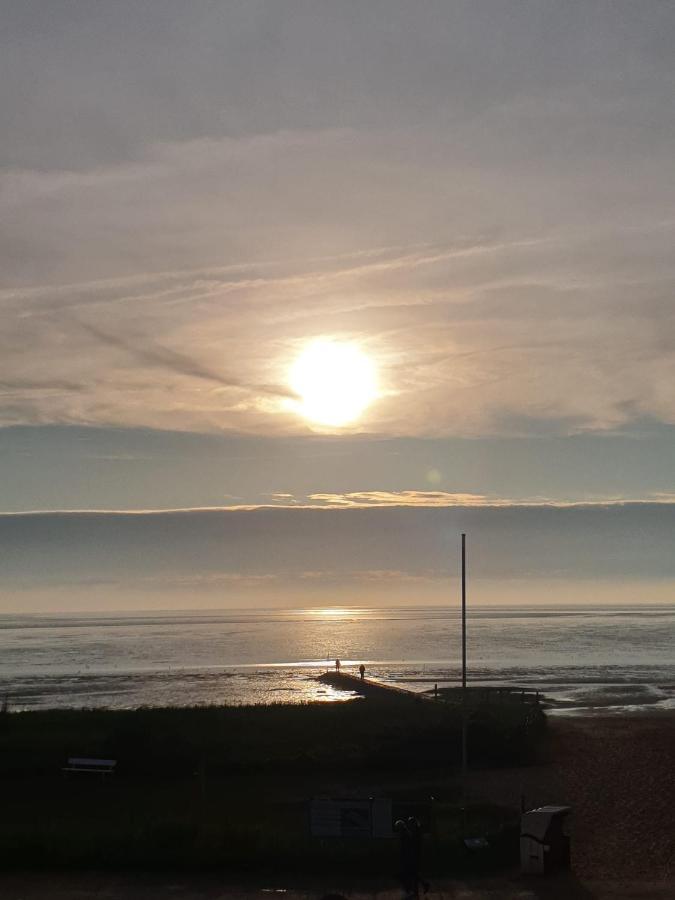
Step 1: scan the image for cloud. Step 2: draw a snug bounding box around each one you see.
[1,502,675,612]
[1,5,675,439]
[75,320,294,400]
[270,490,675,510]
[306,491,495,507]
[2,212,675,437]
[137,567,439,590]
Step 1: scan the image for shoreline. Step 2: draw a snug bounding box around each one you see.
[3,668,675,715]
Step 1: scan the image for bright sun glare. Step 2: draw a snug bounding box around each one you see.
[289,339,378,427]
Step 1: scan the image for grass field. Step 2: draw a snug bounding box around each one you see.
[0,695,546,873]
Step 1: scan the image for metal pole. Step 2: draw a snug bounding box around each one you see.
[461,533,468,789]
[461,533,467,690]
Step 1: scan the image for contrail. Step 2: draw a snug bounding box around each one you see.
[77,321,295,399]
[0,377,84,392]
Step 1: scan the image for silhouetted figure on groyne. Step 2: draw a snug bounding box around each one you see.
[335,658,341,673]
[359,663,365,680]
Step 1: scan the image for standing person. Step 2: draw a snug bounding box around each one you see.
[359,663,365,680]
[395,819,417,898]
[335,658,341,673]
[407,817,430,895]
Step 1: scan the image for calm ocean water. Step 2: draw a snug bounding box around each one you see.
[1,605,673,715]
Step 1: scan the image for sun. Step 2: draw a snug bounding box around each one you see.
[288,339,378,427]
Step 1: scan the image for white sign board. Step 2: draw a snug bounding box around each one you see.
[310,798,393,838]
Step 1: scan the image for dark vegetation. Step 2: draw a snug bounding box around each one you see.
[0,697,546,875]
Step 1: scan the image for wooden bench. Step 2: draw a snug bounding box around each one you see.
[62,757,117,777]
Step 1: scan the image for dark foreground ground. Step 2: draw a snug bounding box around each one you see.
[0,870,670,899]
[0,708,672,898]
[0,697,543,872]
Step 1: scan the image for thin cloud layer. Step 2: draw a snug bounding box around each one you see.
[305,491,493,508]
[2,219,675,437]
[2,502,675,611]
[2,3,675,438]
[298,492,647,509]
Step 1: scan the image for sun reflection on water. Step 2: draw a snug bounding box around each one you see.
[308,607,350,619]
[303,607,369,620]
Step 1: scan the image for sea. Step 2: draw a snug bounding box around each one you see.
[1,605,673,716]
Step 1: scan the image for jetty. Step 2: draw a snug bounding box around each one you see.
[319,671,543,706]
[318,671,429,702]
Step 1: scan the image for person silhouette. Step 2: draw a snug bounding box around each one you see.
[359,664,365,680]
[335,658,341,673]
[395,819,416,897]
[407,816,430,895]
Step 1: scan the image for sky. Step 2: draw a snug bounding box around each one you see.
[1,2,674,610]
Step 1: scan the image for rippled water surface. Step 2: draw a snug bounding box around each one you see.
[1,605,673,714]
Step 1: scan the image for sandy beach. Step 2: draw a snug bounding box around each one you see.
[465,712,675,891]
[552,714,675,883]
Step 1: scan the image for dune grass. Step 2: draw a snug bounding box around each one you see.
[1,694,545,775]
[0,697,545,872]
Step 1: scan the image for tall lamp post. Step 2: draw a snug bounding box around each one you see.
[461,532,467,690]
[461,533,468,785]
